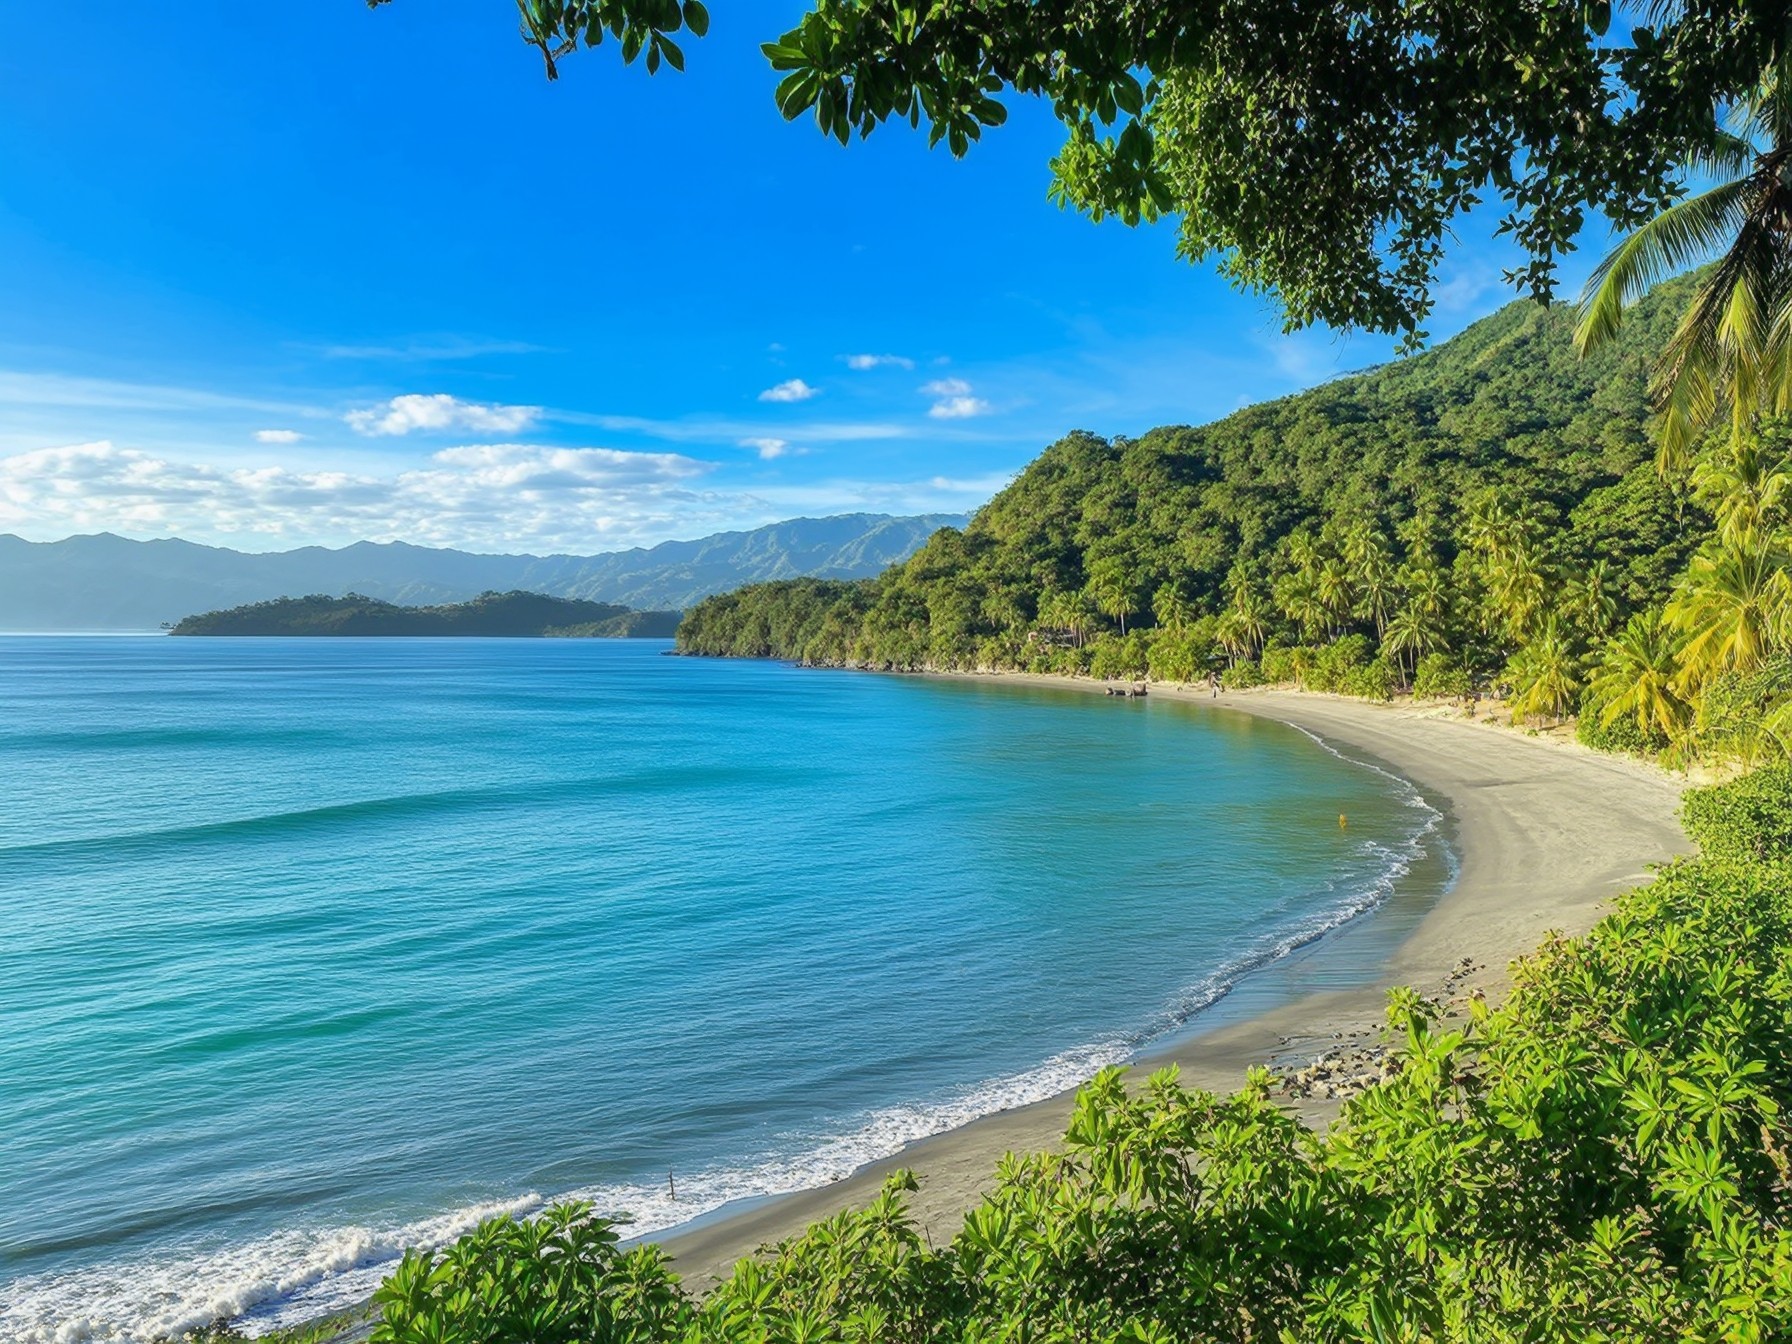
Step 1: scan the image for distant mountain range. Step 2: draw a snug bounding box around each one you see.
[0,513,967,631]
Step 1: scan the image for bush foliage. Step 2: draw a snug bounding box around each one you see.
[1576,688,1673,755]
[1412,653,1473,701]
[1683,765,1792,863]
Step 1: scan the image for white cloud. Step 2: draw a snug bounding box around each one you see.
[919,378,990,419]
[739,437,790,460]
[844,353,915,371]
[1256,329,1366,387]
[254,429,304,444]
[345,393,541,437]
[928,396,992,420]
[758,378,819,403]
[0,440,718,552]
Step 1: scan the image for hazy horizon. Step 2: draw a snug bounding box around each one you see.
[0,508,972,560]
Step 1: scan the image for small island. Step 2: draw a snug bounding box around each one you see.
[167,590,682,638]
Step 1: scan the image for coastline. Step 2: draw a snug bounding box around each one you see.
[654,678,1689,1287]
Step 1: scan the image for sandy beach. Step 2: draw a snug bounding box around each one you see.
[657,680,1689,1287]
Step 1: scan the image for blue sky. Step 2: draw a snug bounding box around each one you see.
[0,2,1581,554]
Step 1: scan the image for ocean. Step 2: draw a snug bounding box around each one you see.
[0,637,1446,1341]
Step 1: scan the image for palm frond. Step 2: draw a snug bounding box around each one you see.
[1576,179,1752,355]
[1648,193,1782,468]
[1755,250,1792,414]
[1688,127,1757,179]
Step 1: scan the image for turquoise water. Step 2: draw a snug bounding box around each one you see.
[0,638,1443,1342]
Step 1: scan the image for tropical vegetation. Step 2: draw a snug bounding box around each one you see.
[676,276,1792,766]
[168,591,681,638]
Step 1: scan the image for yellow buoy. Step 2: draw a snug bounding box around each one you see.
[1338,813,1348,829]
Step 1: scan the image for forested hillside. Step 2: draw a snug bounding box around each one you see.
[680,277,1734,735]
[170,591,680,638]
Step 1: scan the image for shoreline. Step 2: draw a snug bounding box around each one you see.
[653,677,1688,1287]
[279,673,1690,1335]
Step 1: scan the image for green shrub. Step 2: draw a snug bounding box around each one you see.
[1575,687,1671,755]
[1682,764,1792,862]
[372,1203,688,1344]
[1147,627,1217,682]
[1304,634,1372,692]
[1259,643,1298,684]
[1090,631,1150,680]
[1412,652,1472,700]
[182,1309,371,1344]
[1032,645,1092,676]
[1221,658,1263,689]
[1691,655,1792,766]
[1342,656,1398,701]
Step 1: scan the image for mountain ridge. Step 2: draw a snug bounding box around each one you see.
[0,512,968,630]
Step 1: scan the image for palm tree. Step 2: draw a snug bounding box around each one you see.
[1569,559,1619,639]
[1506,620,1581,727]
[1576,59,1792,472]
[1316,560,1355,639]
[1214,609,1252,667]
[1344,524,1395,637]
[1397,509,1445,567]
[1668,529,1792,688]
[1086,568,1136,636]
[1227,567,1269,658]
[1401,563,1450,626]
[1065,592,1100,648]
[1285,530,1322,577]
[1383,604,1445,685]
[1693,435,1791,542]
[982,589,1027,633]
[1588,609,1691,740]
[1487,544,1550,642]
[1038,590,1096,648]
[1462,496,1520,565]
[1274,570,1328,643]
[1462,495,1551,639]
[1152,581,1194,633]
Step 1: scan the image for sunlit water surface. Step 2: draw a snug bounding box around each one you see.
[0,637,1447,1341]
